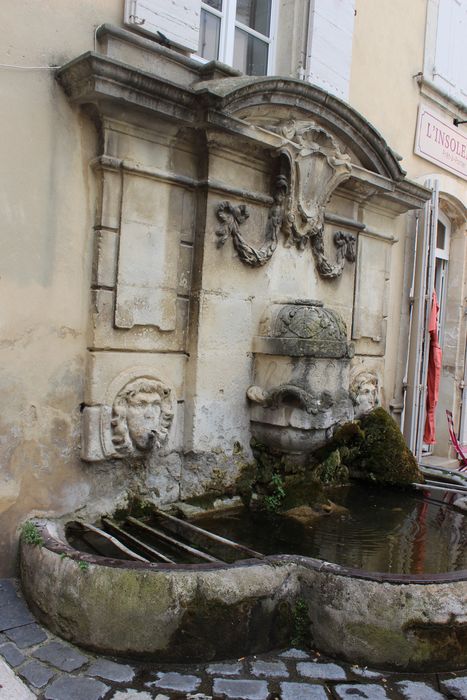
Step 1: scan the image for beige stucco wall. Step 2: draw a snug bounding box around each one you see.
[351,0,466,198]
[0,1,125,575]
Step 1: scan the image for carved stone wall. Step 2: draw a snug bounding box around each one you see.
[55,26,431,505]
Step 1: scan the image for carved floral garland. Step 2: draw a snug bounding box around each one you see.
[215,175,287,267]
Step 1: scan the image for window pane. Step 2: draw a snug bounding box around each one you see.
[203,0,222,10]
[233,28,268,75]
[437,220,446,250]
[198,9,221,61]
[236,0,271,36]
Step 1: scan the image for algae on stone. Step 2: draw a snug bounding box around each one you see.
[312,449,350,485]
[312,408,423,487]
[350,408,423,485]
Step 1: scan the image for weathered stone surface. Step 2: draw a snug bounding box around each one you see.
[111,693,154,700]
[0,641,26,667]
[352,233,390,356]
[82,375,175,462]
[150,672,202,692]
[351,666,384,679]
[212,678,269,700]
[280,682,328,700]
[86,659,135,682]
[18,660,55,688]
[280,648,310,659]
[111,692,154,700]
[250,659,288,677]
[5,622,47,648]
[20,537,298,662]
[440,676,467,698]
[32,641,88,671]
[334,683,390,699]
[145,451,182,505]
[249,301,355,456]
[396,680,446,699]
[297,662,347,680]
[206,661,243,675]
[0,657,35,699]
[300,562,467,671]
[44,676,109,700]
[0,580,19,607]
[0,598,34,630]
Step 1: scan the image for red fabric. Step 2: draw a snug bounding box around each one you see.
[423,290,442,444]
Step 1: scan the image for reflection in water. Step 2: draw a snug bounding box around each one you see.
[194,484,467,575]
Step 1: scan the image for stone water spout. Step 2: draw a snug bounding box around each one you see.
[247,299,354,456]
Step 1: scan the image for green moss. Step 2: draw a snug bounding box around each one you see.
[314,421,365,463]
[291,599,311,648]
[351,408,423,485]
[264,473,286,512]
[312,449,350,485]
[311,409,423,487]
[347,621,413,664]
[21,521,43,547]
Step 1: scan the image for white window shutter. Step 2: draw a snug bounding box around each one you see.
[305,0,356,101]
[433,0,467,102]
[434,0,457,89]
[457,2,467,100]
[124,0,201,53]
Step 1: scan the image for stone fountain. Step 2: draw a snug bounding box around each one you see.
[18,25,467,673]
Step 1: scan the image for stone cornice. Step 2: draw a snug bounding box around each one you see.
[56,52,198,124]
[56,53,432,212]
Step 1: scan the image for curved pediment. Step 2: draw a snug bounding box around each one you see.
[193,76,406,182]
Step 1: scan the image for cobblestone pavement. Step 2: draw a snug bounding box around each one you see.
[1,579,466,700]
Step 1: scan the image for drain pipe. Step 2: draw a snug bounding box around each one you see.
[412,482,467,500]
[298,0,312,80]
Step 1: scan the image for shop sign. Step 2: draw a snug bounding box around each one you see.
[415,105,467,180]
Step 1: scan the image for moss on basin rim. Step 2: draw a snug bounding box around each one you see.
[19,519,467,671]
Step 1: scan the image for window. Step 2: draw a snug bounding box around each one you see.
[434,211,450,345]
[198,0,276,76]
[424,0,467,106]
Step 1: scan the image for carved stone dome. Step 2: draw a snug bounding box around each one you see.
[255,300,354,358]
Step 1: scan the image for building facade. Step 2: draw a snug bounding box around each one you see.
[0,0,465,576]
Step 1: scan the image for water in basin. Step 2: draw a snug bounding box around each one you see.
[192,483,467,575]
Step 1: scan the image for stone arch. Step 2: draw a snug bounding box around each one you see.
[195,76,406,181]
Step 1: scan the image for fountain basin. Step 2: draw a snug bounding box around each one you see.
[20,504,467,671]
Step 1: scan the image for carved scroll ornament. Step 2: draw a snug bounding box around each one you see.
[214,121,357,279]
[279,122,352,246]
[247,384,334,415]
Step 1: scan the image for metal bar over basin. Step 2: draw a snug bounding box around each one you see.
[102,518,175,564]
[80,522,150,563]
[153,510,265,560]
[126,516,221,563]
